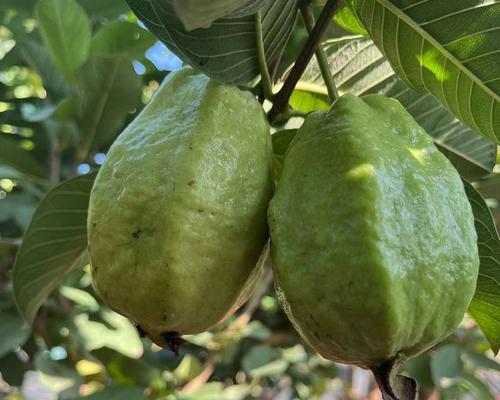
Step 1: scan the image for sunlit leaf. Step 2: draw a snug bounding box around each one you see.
[348,0,500,143]
[73,310,143,359]
[334,3,368,35]
[13,173,96,324]
[300,36,497,179]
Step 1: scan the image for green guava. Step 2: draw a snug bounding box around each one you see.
[88,67,273,349]
[268,94,479,369]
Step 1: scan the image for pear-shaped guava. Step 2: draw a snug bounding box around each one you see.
[268,94,479,369]
[88,67,273,349]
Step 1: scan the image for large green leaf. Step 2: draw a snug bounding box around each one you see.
[78,57,142,160]
[465,181,500,354]
[125,0,299,85]
[348,0,500,144]
[298,36,497,179]
[0,134,46,179]
[91,21,156,59]
[13,173,96,324]
[35,0,92,82]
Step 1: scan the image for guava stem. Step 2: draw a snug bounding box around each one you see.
[255,10,274,101]
[267,0,343,123]
[299,1,339,102]
[371,358,417,400]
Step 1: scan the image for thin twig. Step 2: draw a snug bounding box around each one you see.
[235,264,274,326]
[268,0,343,123]
[300,0,339,102]
[255,11,274,100]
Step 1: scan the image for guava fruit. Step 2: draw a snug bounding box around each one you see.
[88,67,273,350]
[268,94,479,370]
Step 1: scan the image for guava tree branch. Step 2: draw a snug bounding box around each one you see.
[267,0,343,123]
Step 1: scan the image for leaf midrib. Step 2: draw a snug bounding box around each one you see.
[375,0,500,102]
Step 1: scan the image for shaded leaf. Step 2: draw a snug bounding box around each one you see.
[19,39,71,97]
[78,57,142,160]
[0,134,46,178]
[126,0,299,85]
[348,0,500,143]
[91,21,156,59]
[0,308,31,358]
[172,0,267,31]
[80,0,130,18]
[36,0,92,81]
[465,180,500,354]
[13,173,96,324]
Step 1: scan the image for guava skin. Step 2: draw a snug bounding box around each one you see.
[88,67,273,346]
[268,94,479,369]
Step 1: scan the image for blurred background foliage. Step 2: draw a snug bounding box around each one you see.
[0,1,499,399]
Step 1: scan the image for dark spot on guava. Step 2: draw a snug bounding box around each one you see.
[313,331,321,340]
[188,180,195,186]
[162,312,167,321]
[132,228,143,239]
[198,209,203,213]
[326,334,334,340]
[161,331,184,356]
[92,222,97,227]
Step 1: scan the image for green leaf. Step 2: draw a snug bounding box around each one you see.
[125,0,299,85]
[78,385,147,400]
[348,0,500,143]
[334,3,368,36]
[0,134,46,179]
[430,345,463,385]
[172,0,266,31]
[300,35,497,179]
[78,57,142,160]
[35,353,83,397]
[271,129,296,182]
[13,173,96,324]
[0,0,37,13]
[18,39,71,97]
[79,0,130,18]
[91,21,156,59]
[272,129,297,158]
[59,286,99,312]
[173,354,203,383]
[72,310,143,358]
[35,0,92,82]
[464,180,500,354]
[0,308,31,358]
[290,89,330,113]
